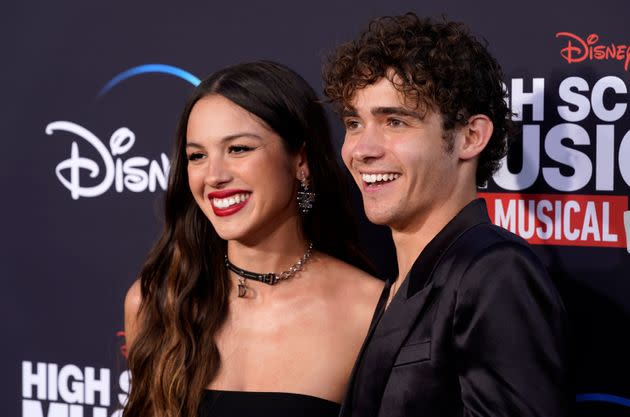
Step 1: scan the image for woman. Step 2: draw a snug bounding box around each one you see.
[123,61,383,417]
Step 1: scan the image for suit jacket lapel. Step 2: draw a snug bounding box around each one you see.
[351,274,435,417]
[406,198,491,297]
[339,280,392,416]
[347,198,492,416]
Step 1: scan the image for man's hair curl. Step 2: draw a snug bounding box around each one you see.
[323,13,514,186]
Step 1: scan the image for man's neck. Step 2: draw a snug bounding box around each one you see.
[391,194,477,288]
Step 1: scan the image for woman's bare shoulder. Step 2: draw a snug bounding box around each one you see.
[315,253,384,308]
[125,279,142,316]
[124,279,143,347]
[312,253,384,346]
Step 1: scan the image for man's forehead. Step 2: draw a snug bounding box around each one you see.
[343,79,427,118]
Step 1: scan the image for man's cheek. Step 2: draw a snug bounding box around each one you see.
[340,142,353,171]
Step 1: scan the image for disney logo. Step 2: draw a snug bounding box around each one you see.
[556,32,630,71]
[46,121,170,200]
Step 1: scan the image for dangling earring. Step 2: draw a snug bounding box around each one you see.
[297,170,315,214]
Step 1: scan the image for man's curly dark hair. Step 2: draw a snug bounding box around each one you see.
[323,13,514,186]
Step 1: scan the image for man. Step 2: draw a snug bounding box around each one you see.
[324,13,569,417]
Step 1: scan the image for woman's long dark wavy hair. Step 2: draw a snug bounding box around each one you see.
[124,61,372,417]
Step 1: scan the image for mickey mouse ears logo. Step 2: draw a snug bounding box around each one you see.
[98,64,201,97]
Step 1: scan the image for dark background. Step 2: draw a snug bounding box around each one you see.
[3,1,629,416]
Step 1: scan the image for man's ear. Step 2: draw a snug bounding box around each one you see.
[458,114,494,161]
[295,144,310,180]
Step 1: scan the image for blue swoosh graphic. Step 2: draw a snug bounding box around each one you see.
[98,64,200,96]
[576,393,630,407]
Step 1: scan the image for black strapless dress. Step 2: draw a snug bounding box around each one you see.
[198,389,341,417]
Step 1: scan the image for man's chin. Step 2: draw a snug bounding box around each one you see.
[363,207,394,227]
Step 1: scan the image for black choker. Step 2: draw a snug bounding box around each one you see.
[225,242,314,297]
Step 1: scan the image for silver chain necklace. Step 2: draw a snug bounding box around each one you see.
[224,242,314,298]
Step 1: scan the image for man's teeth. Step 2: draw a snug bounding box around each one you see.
[213,193,250,209]
[362,173,400,184]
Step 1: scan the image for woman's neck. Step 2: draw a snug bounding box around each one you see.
[226,217,309,276]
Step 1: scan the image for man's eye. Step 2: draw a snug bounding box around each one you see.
[388,118,406,127]
[344,119,360,130]
[187,152,204,161]
[228,145,254,154]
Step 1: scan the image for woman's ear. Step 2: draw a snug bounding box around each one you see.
[295,143,310,181]
[458,114,494,161]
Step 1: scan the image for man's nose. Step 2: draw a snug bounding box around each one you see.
[349,125,385,164]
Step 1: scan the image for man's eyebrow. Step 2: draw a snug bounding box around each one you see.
[372,106,422,119]
[341,107,358,117]
[186,133,263,148]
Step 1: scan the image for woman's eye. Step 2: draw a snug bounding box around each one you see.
[187,152,204,161]
[228,145,254,154]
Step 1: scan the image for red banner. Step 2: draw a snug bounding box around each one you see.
[479,192,628,248]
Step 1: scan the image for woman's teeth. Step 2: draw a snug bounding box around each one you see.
[362,173,400,184]
[212,193,250,208]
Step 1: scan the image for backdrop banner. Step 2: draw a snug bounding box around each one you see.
[3,1,629,416]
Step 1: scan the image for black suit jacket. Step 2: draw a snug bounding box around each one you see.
[342,199,569,417]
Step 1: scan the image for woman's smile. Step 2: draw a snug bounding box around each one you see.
[208,190,252,216]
